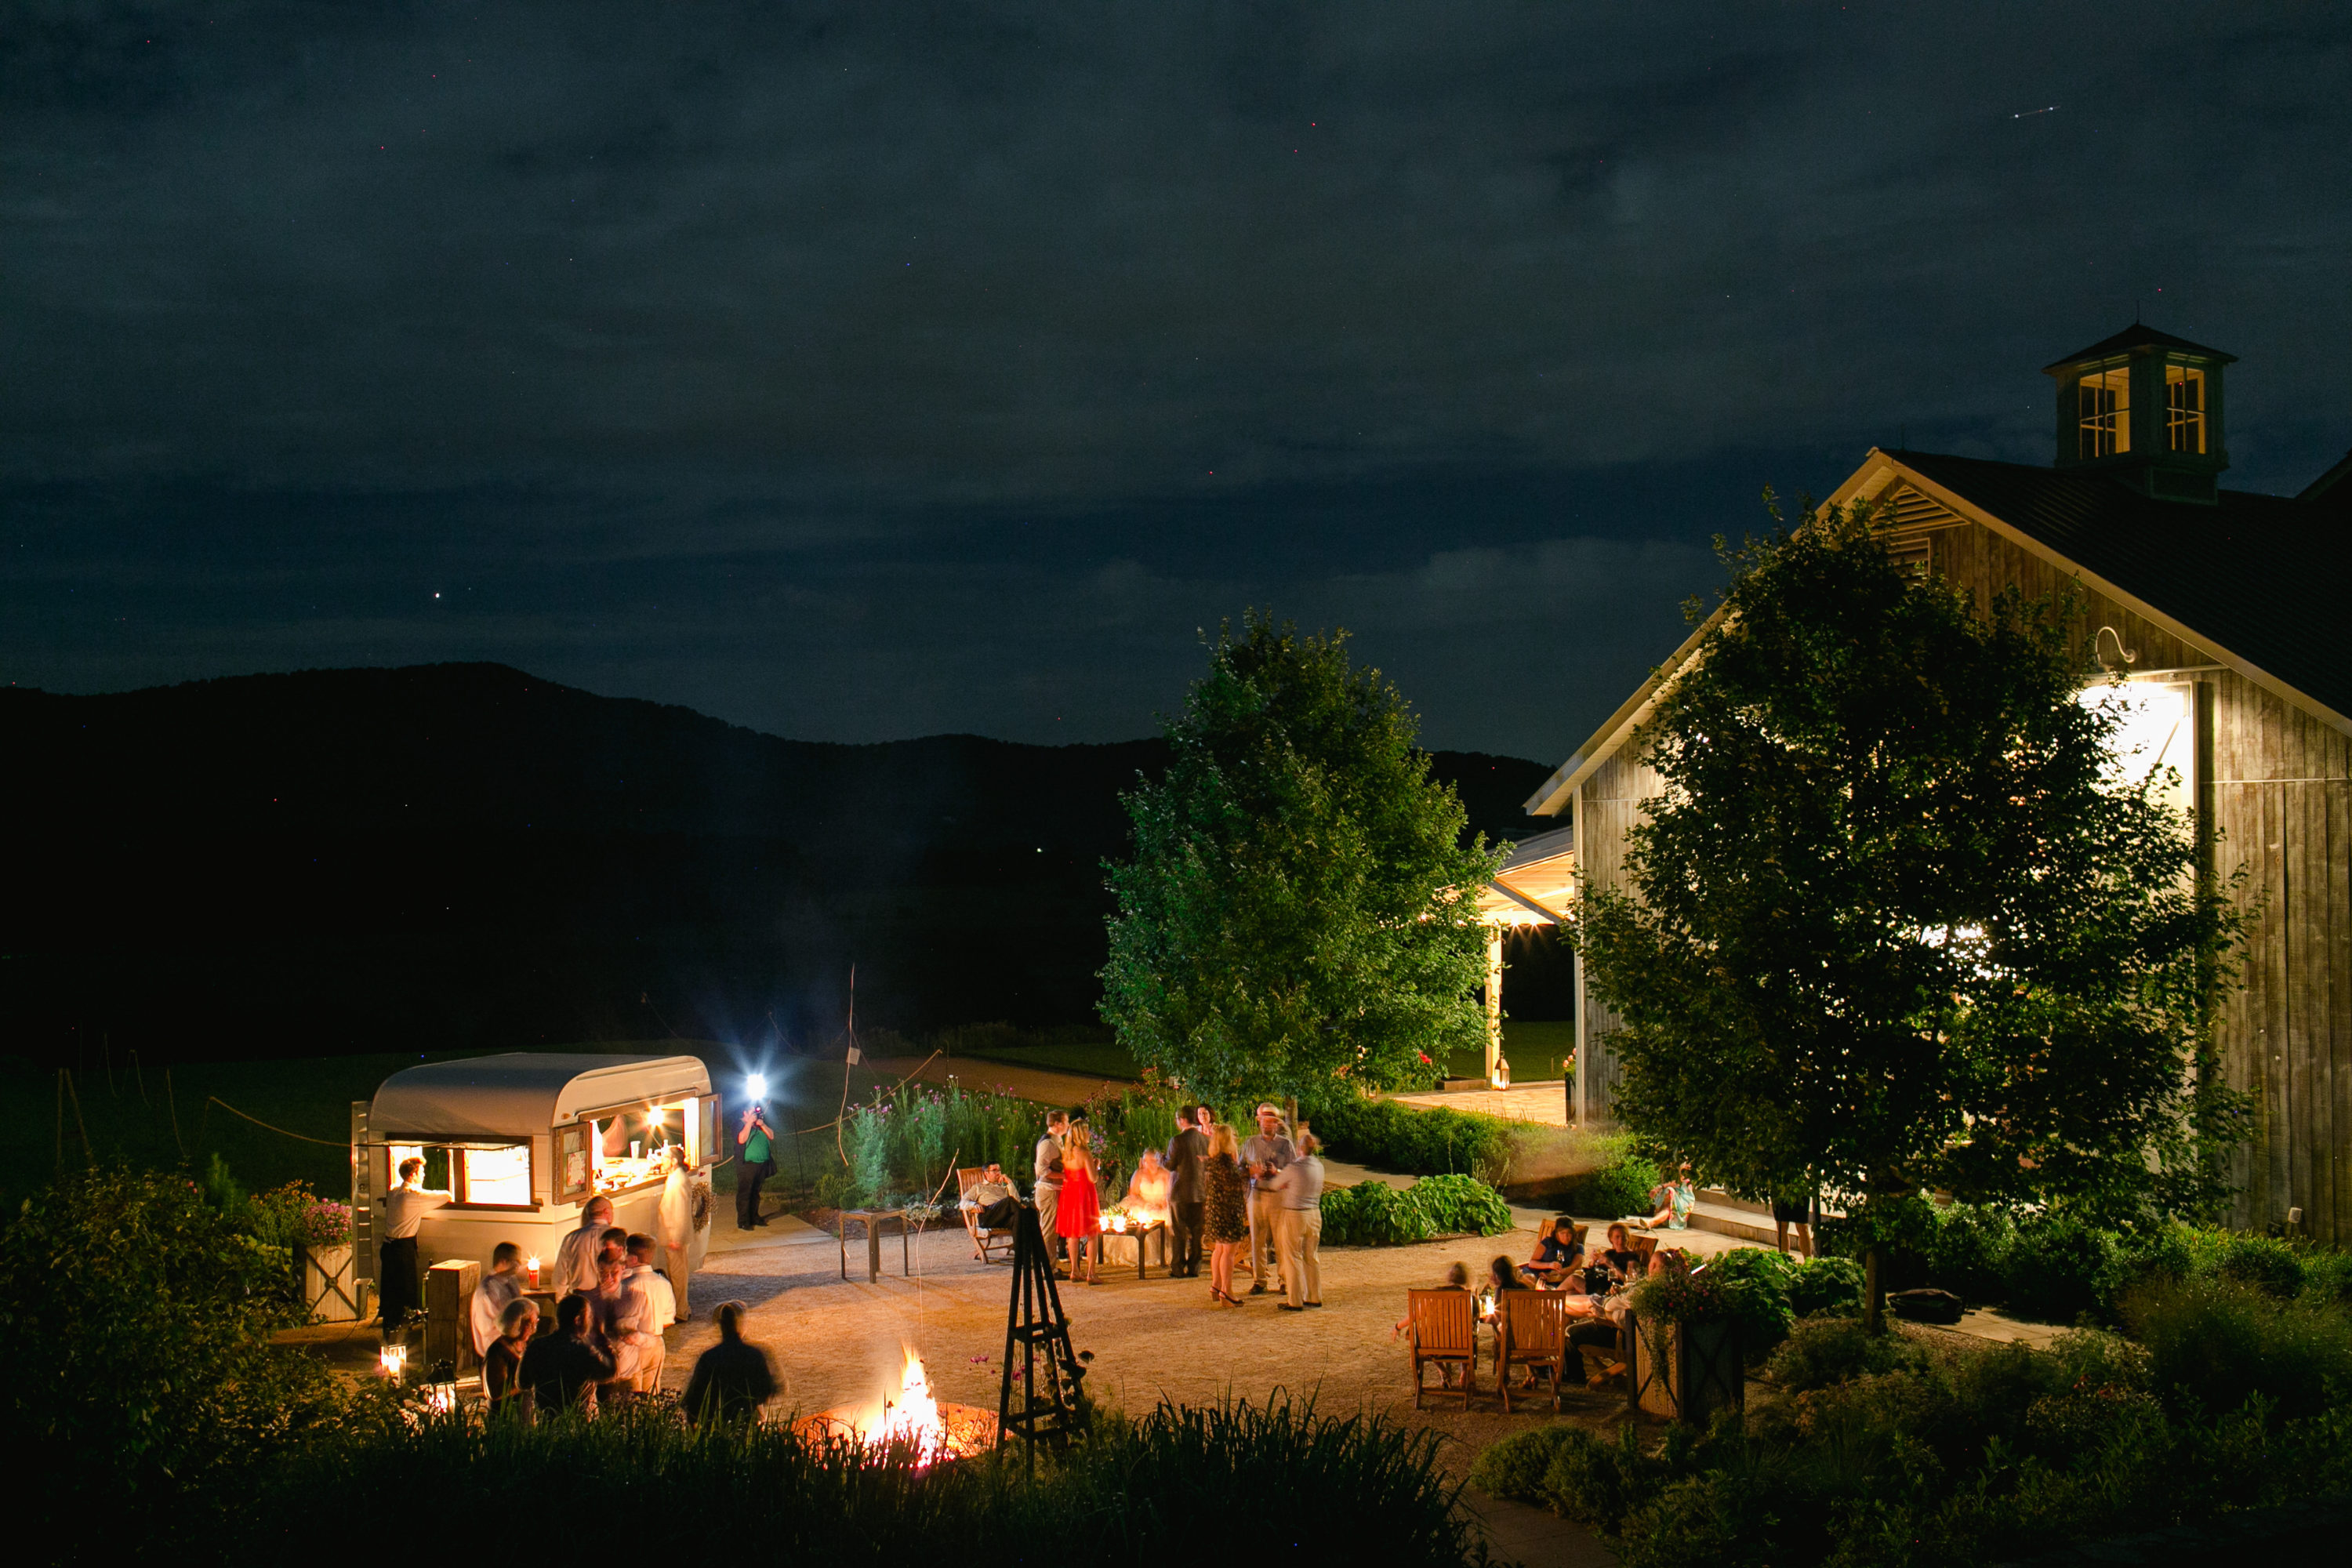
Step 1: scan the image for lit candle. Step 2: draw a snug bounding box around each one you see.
[527,1255,541,1287]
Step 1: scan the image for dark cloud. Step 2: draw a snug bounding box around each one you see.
[5,2,2347,757]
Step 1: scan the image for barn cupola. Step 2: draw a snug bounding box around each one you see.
[2043,324,2234,503]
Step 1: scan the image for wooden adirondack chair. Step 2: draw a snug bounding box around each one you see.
[957,1167,1017,1265]
[1406,1289,1479,1409]
[1498,1291,1570,1413]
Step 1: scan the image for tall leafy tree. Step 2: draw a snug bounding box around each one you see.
[1101,612,1504,1105]
[1577,499,2247,1327]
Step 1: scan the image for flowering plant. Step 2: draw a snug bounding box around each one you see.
[300,1198,354,1249]
[1628,1250,1733,1325]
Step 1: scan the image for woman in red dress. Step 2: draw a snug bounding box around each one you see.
[1055,1127,1103,1285]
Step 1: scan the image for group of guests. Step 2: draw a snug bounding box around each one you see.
[1408,1219,1664,1390]
[996,1102,1327,1312]
[470,1194,680,1417]
[380,1155,775,1423]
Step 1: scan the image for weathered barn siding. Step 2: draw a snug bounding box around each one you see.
[1568,498,2352,1241]
[1573,743,1663,1124]
[2207,673,2352,1241]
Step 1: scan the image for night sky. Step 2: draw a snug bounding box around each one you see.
[6,4,2347,760]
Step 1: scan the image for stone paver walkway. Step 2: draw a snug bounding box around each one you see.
[674,1208,1619,1565]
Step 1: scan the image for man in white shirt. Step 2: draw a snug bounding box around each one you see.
[1268,1133,1327,1312]
[624,1233,677,1331]
[1033,1112,1069,1274]
[379,1156,452,1332]
[554,1196,615,1294]
[589,1256,662,1399]
[1240,1104,1298,1296]
[470,1242,529,1362]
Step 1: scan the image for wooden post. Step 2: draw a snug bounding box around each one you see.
[1484,927,1504,1084]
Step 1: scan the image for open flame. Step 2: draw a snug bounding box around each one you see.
[861,1347,948,1463]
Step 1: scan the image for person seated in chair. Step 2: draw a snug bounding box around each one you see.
[1524,1218,1585,1285]
[960,1162,1023,1230]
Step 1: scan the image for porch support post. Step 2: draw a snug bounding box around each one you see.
[1484,927,1504,1083]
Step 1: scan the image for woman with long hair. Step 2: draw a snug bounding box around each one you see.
[1202,1122,1250,1306]
[1055,1123,1104,1286]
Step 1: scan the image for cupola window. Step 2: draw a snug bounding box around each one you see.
[2165,363,2206,454]
[2077,366,2129,458]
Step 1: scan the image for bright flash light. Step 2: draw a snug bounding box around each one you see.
[746,1074,767,1099]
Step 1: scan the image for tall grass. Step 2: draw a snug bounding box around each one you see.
[222,1397,1488,1565]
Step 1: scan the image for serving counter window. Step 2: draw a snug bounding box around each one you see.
[387,1140,536,1209]
[561,1092,711,1200]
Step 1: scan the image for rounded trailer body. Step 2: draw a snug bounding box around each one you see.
[356,1052,718,1297]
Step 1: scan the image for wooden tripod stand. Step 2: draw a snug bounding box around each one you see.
[996,1201,1090,1464]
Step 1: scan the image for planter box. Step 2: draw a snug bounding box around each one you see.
[1629,1312,1743,1425]
[299,1243,362,1323]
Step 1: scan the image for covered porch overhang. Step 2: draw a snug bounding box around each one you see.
[1469,826,1577,1088]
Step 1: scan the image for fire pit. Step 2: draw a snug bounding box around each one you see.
[793,1348,1000,1463]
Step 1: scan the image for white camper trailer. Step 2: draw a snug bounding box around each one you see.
[353,1052,717,1305]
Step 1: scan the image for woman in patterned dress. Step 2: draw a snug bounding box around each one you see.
[1202,1122,1250,1306]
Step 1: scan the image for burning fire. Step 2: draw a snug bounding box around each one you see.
[861,1347,948,1463]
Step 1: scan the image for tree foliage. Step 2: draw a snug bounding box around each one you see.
[1577,499,2248,1293]
[1100,612,1502,1102]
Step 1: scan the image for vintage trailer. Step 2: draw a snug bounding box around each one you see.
[351,1052,718,1302]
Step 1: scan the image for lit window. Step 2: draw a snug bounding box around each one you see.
[462,1143,532,1206]
[2077,366,2129,458]
[2165,364,2205,453]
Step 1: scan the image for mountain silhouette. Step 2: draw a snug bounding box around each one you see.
[1,663,1567,1064]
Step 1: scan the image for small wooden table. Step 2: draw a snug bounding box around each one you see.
[839,1208,912,1283]
[1099,1219,1171,1279]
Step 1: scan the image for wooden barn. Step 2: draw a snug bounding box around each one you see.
[1519,325,2352,1240]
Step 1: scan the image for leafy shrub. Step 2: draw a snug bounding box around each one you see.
[1570,1143,1664,1220]
[1765,1313,1924,1391]
[1707,1246,1799,1354]
[2121,1277,2352,1425]
[2,1169,351,1550]
[1785,1255,1866,1318]
[1318,1181,1435,1246]
[2216,1232,2307,1300]
[1498,1295,2352,1568]
[1304,1092,1530,1182]
[1539,1423,1674,1536]
[1407,1173,1515,1237]
[1468,1423,1581,1501]
[2004,1210,2125,1323]
[1926,1203,2016,1306]
[2301,1247,2352,1306]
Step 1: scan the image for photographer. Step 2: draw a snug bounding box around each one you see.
[735,1102,777,1230]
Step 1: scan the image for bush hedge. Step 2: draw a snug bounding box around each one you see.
[1304,1093,1531,1183]
[1475,1288,2352,1567]
[1317,1174,1515,1247]
[1814,1200,2352,1327]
